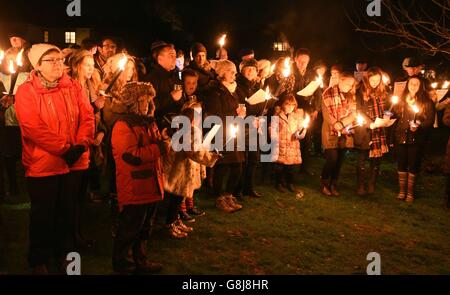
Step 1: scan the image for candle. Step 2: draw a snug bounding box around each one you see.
[411,104,419,123]
[223,124,238,150]
[298,113,311,134]
[443,81,449,89]
[259,86,271,116]
[388,95,399,112]
[347,113,366,131]
[316,74,324,88]
[218,34,227,48]
[382,74,390,85]
[431,82,438,89]
[0,50,4,65]
[7,59,18,96]
[104,54,128,94]
[282,57,291,78]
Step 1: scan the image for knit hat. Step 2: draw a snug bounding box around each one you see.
[239,58,258,72]
[191,42,207,58]
[151,40,169,53]
[28,43,60,69]
[215,60,237,78]
[239,48,254,58]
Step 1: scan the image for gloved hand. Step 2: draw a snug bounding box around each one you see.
[61,145,86,167]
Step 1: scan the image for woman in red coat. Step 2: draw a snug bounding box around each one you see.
[15,44,95,274]
[111,81,164,274]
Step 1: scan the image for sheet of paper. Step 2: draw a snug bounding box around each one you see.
[373,117,396,128]
[245,89,268,105]
[0,72,29,95]
[202,124,222,148]
[393,81,407,97]
[296,80,321,97]
[437,89,449,102]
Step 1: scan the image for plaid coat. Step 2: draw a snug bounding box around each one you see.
[321,85,356,149]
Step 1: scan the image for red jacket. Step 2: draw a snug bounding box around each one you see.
[112,115,164,211]
[15,71,95,177]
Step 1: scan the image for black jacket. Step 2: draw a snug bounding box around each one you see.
[185,61,216,95]
[144,63,182,119]
[204,81,245,164]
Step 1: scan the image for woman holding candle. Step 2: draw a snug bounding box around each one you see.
[264,57,296,98]
[321,72,357,197]
[392,75,435,203]
[14,44,94,274]
[204,59,245,213]
[354,67,389,196]
[270,94,307,194]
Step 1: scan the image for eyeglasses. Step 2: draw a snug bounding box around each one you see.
[41,58,65,65]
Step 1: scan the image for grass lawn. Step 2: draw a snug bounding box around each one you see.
[1,146,449,275]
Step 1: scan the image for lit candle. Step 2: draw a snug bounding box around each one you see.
[388,95,399,112]
[223,124,238,149]
[431,82,438,89]
[382,74,390,85]
[0,50,4,65]
[411,104,419,123]
[8,51,22,96]
[298,114,311,134]
[443,81,449,89]
[347,113,366,131]
[282,57,291,78]
[104,54,128,94]
[218,34,227,48]
[316,74,324,88]
[260,87,272,116]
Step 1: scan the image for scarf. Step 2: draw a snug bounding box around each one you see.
[365,93,388,158]
[222,81,237,94]
[37,71,60,89]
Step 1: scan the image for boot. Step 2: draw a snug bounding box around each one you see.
[406,173,416,203]
[356,167,366,196]
[112,236,136,274]
[367,166,379,195]
[397,172,408,200]
[215,195,236,213]
[226,195,243,211]
[321,178,332,196]
[133,240,163,274]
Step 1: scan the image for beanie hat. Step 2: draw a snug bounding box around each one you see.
[215,60,237,78]
[191,42,207,58]
[28,43,60,69]
[239,58,258,72]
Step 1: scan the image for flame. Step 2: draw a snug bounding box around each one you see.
[443,81,449,89]
[391,95,399,105]
[382,74,390,85]
[316,74,324,88]
[302,114,311,129]
[357,113,366,126]
[431,82,438,89]
[264,86,271,101]
[8,59,15,74]
[282,57,291,78]
[270,63,275,74]
[230,124,239,138]
[218,34,227,47]
[16,48,24,67]
[118,54,128,71]
[0,50,4,64]
[411,104,419,114]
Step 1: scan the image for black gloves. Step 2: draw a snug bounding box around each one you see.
[61,145,86,167]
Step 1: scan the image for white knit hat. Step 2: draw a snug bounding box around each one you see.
[28,43,60,69]
[214,59,236,78]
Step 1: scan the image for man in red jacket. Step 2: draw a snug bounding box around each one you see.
[15,44,94,274]
[111,81,164,274]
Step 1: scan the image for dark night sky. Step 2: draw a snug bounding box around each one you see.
[0,0,445,76]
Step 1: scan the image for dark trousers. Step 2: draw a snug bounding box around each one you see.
[321,148,346,181]
[213,163,243,197]
[236,151,259,194]
[27,172,80,267]
[112,203,158,267]
[165,193,183,224]
[274,163,296,185]
[300,130,312,171]
[71,170,89,243]
[0,157,4,199]
[396,144,421,174]
[312,113,323,154]
[357,150,381,170]
[1,156,18,196]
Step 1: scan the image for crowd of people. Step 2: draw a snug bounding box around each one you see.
[0,32,449,275]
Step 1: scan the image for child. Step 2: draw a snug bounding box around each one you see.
[161,104,221,238]
[271,94,307,195]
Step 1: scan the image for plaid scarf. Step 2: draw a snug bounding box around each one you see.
[37,71,60,89]
[365,92,389,158]
[322,85,354,136]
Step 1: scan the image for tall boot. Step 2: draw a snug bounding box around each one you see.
[320,178,332,196]
[132,240,162,274]
[356,167,366,196]
[112,236,135,274]
[406,173,416,203]
[397,172,408,200]
[367,166,379,194]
